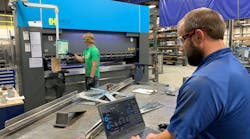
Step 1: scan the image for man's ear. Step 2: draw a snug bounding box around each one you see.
[196,29,205,41]
[197,35,200,40]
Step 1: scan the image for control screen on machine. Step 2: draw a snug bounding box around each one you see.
[57,40,69,55]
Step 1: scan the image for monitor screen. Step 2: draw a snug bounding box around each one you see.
[57,40,69,55]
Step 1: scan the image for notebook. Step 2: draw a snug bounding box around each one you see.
[97,96,159,139]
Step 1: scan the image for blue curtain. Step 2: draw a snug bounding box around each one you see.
[160,0,249,27]
[240,0,250,19]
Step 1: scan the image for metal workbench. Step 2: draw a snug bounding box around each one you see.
[1,82,177,139]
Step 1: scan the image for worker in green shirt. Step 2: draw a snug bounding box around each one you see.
[74,32,100,90]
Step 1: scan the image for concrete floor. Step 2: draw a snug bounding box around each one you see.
[151,65,196,88]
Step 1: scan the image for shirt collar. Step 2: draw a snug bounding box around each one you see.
[196,48,231,71]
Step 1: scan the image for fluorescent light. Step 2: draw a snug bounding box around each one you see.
[239,20,246,24]
[149,5,156,9]
[242,23,250,26]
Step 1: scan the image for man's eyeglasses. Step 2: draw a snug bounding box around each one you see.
[177,28,207,45]
[177,30,196,45]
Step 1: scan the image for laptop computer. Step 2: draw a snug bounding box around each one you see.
[97,96,159,139]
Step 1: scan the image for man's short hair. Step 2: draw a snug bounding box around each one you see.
[83,32,95,44]
[183,7,226,40]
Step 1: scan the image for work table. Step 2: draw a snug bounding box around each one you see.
[1,83,177,139]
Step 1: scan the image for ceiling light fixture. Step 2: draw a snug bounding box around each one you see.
[149,5,156,9]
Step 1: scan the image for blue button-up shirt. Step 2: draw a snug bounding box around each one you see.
[167,48,250,139]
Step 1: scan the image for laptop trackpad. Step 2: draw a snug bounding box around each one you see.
[139,127,160,139]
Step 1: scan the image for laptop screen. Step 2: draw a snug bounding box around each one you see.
[98,96,145,138]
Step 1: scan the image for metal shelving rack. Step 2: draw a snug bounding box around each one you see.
[150,26,186,65]
[0,14,16,88]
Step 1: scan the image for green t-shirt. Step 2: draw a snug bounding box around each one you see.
[83,45,100,77]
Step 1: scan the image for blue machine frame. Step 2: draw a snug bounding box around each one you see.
[16,0,149,33]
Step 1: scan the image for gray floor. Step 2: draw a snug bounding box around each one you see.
[151,65,196,88]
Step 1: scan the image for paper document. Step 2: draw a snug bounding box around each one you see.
[132,88,155,95]
[25,43,31,52]
[29,58,43,68]
[31,44,42,57]
[23,31,29,40]
[30,32,41,45]
[30,32,42,57]
[244,50,249,58]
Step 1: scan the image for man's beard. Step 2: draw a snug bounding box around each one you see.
[186,39,204,66]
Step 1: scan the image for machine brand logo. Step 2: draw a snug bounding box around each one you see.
[48,18,57,26]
